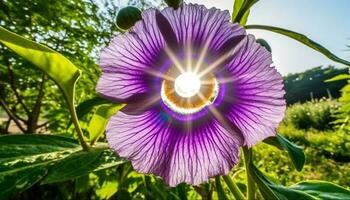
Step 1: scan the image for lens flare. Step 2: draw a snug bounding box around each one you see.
[174,72,201,97]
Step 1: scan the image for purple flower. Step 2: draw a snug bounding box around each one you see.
[97,3,286,186]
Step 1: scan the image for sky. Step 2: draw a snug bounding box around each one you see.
[185,0,350,75]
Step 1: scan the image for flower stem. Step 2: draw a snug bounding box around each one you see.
[222,175,246,200]
[193,183,212,200]
[69,104,89,151]
[243,147,255,200]
[215,176,228,200]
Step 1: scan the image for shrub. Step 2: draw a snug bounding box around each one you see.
[282,98,340,131]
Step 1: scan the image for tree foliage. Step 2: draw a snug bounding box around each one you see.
[284,66,347,104]
[0,0,119,134]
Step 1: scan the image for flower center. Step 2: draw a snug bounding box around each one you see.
[174,72,201,98]
[161,67,219,115]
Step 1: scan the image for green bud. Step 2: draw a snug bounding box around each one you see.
[116,6,142,30]
[256,38,272,53]
[165,0,183,9]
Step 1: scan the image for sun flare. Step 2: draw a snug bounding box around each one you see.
[174,72,201,98]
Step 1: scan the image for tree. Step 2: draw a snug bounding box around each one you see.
[0,0,119,134]
[283,66,348,104]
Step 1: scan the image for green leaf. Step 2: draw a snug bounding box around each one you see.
[326,74,350,82]
[77,96,112,120]
[249,163,350,200]
[88,104,124,144]
[0,26,80,108]
[0,27,88,150]
[0,135,80,198]
[290,181,350,200]
[246,157,315,200]
[67,96,111,128]
[116,6,142,30]
[264,134,305,171]
[176,183,188,200]
[0,135,78,161]
[0,166,47,200]
[42,145,125,184]
[0,135,122,198]
[245,148,350,200]
[232,0,259,25]
[232,0,244,21]
[245,25,350,67]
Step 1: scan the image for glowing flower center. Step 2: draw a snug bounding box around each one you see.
[174,72,201,98]
[161,67,219,115]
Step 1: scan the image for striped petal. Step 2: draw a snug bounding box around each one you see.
[221,35,286,146]
[106,109,243,186]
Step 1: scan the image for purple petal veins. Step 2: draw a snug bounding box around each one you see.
[97,3,286,186]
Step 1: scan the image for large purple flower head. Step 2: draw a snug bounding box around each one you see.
[97,3,286,186]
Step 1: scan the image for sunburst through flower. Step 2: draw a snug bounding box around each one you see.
[97,3,286,186]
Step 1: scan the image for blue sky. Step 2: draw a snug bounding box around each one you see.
[186,0,350,75]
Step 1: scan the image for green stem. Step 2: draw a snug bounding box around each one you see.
[69,103,89,151]
[243,147,256,200]
[215,176,228,200]
[222,175,246,200]
[193,183,212,200]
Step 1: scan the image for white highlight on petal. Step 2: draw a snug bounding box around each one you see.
[174,72,201,98]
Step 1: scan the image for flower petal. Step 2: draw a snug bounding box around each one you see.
[106,109,243,186]
[222,35,286,146]
[161,4,245,52]
[97,9,166,101]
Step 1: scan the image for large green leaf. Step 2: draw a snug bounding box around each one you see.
[0,27,88,150]
[232,0,259,25]
[290,181,350,200]
[0,166,47,200]
[87,104,124,144]
[245,148,350,200]
[42,145,125,184]
[0,135,78,161]
[248,162,315,200]
[0,135,80,199]
[264,134,305,171]
[245,25,350,67]
[0,26,80,106]
[0,135,122,198]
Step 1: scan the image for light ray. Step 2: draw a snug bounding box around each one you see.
[197,92,238,135]
[216,76,237,84]
[164,47,186,74]
[185,41,193,72]
[207,103,241,137]
[145,68,175,82]
[197,51,233,78]
[193,36,213,74]
[140,95,162,110]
